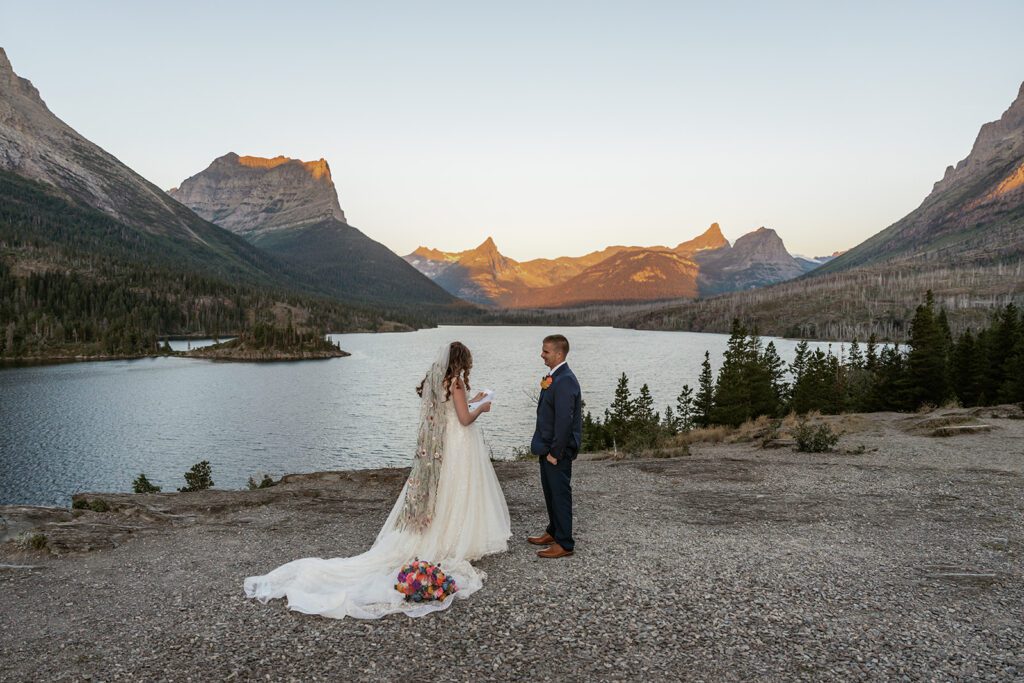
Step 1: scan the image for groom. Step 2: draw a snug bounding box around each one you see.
[529,334,582,559]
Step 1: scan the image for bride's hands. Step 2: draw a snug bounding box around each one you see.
[469,392,485,403]
[451,381,488,426]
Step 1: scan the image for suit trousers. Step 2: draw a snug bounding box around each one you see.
[540,455,574,551]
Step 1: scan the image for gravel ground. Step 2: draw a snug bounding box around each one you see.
[1,411,1022,682]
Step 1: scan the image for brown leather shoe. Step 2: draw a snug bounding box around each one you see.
[537,543,574,559]
[527,532,555,546]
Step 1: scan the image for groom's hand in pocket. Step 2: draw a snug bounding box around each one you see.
[546,454,557,465]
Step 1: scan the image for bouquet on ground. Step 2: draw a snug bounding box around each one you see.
[395,559,458,602]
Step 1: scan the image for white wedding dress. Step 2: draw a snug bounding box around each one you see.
[244,358,511,619]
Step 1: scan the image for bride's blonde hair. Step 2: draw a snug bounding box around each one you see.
[417,341,472,401]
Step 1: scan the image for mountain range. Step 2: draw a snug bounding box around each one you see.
[404,224,832,307]
[625,81,1024,339]
[0,46,454,359]
[4,39,1020,349]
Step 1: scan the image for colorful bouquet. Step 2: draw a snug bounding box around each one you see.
[394,559,458,602]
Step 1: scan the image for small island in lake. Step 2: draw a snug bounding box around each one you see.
[187,325,352,362]
[183,324,349,362]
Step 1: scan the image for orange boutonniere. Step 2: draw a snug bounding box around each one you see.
[540,374,553,390]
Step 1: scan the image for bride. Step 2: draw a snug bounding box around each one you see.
[244,341,511,619]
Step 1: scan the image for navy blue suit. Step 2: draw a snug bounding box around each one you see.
[531,364,582,551]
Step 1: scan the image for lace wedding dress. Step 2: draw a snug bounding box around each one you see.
[244,345,511,619]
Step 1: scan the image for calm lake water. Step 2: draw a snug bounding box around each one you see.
[0,326,835,506]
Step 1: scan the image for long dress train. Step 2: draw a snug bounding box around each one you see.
[243,400,511,619]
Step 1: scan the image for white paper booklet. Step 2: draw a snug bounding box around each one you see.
[468,389,495,412]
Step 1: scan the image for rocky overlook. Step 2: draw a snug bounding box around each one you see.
[1,408,1021,680]
[168,153,347,236]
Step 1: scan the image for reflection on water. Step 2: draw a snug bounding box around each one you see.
[0,326,834,506]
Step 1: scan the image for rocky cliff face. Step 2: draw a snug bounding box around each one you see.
[818,81,1024,274]
[168,153,346,236]
[694,227,805,295]
[0,47,220,239]
[171,153,456,307]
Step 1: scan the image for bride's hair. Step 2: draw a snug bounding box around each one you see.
[417,341,472,400]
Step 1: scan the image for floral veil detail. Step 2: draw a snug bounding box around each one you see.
[397,343,451,532]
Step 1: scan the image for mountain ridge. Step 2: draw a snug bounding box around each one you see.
[405,223,811,307]
[169,153,459,307]
[816,80,1024,275]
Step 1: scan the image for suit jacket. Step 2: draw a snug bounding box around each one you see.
[531,363,583,461]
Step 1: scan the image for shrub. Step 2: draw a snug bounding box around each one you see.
[793,420,839,453]
[679,425,732,445]
[72,498,110,511]
[511,445,535,461]
[178,460,214,492]
[15,533,47,551]
[133,473,161,494]
[760,419,783,448]
[246,474,275,490]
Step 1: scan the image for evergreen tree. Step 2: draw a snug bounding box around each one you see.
[790,340,810,388]
[903,290,951,408]
[711,320,753,426]
[604,372,635,446]
[998,309,1024,404]
[990,304,1022,403]
[581,410,610,451]
[634,383,658,427]
[950,329,979,406]
[676,384,695,433]
[848,338,864,371]
[872,343,908,411]
[845,338,874,412]
[661,405,678,435]
[865,334,879,373]
[760,341,788,413]
[694,351,715,428]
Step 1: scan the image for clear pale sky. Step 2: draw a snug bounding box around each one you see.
[2,1,1023,260]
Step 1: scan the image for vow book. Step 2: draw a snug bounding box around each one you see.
[468,389,495,412]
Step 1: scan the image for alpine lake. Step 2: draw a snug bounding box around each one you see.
[0,326,835,506]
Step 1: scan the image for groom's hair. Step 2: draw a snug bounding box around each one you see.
[543,334,569,357]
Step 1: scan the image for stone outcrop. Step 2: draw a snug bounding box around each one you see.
[168,153,347,236]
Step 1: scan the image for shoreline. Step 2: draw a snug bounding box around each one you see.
[0,347,352,368]
[0,324,868,369]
